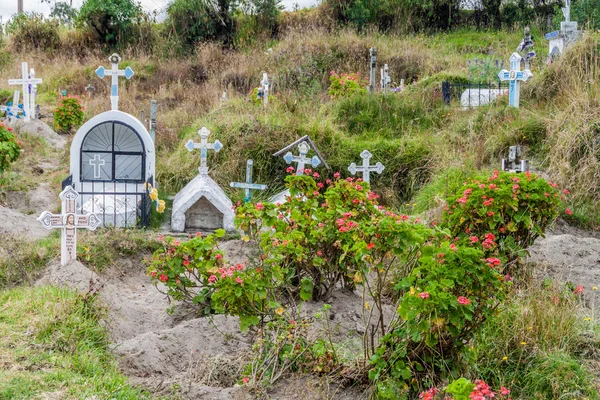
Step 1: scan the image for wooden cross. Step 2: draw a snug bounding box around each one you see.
[95,53,134,111]
[185,127,223,175]
[230,159,267,203]
[348,150,385,184]
[498,52,533,108]
[89,154,106,179]
[8,62,42,122]
[37,186,101,266]
[0,90,25,120]
[260,73,269,107]
[283,141,321,176]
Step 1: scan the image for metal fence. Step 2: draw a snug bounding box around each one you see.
[62,175,153,228]
[442,81,511,108]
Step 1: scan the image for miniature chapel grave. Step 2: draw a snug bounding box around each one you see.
[270,136,328,204]
[38,186,101,266]
[545,0,581,62]
[63,54,156,228]
[171,127,235,232]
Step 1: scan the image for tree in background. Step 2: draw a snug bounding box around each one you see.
[50,2,78,25]
[76,0,143,47]
[167,0,236,48]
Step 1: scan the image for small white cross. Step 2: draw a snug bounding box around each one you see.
[37,186,101,266]
[8,62,42,122]
[260,73,269,107]
[498,52,533,108]
[185,127,223,175]
[348,150,385,184]
[283,142,321,175]
[95,54,134,111]
[380,64,391,92]
[89,154,106,179]
[230,159,268,202]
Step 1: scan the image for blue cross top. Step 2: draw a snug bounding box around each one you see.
[230,159,268,202]
[498,52,533,108]
[96,54,134,111]
[283,142,320,175]
[185,127,222,175]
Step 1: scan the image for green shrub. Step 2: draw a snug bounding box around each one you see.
[411,167,474,214]
[328,71,367,99]
[76,0,143,47]
[6,13,61,52]
[0,122,22,175]
[369,238,507,398]
[54,96,85,134]
[441,170,563,261]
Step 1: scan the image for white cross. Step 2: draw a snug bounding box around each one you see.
[260,73,269,107]
[369,47,377,93]
[562,0,571,22]
[37,186,101,266]
[95,54,134,111]
[8,62,42,122]
[230,159,268,202]
[498,52,533,108]
[380,64,391,92]
[185,127,223,175]
[348,150,385,184]
[283,141,321,175]
[89,154,106,179]
[0,90,25,120]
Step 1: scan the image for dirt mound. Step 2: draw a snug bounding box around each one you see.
[528,233,600,291]
[4,183,57,215]
[0,205,51,239]
[11,119,66,149]
[36,260,100,293]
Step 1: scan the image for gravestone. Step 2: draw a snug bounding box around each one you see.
[460,88,508,109]
[37,186,101,266]
[380,64,391,92]
[258,73,269,107]
[498,53,533,109]
[0,91,25,120]
[369,47,377,93]
[171,127,234,232]
[8,62,42,122]
[270,136,328,204]
[230,159,267,203]
[517,27,536,70]
[95,53,134,111]
[545,0,580,63]
[149,100,157,143]
[348,150,385,184]
[501,145,529,173]
[65,60,155,227]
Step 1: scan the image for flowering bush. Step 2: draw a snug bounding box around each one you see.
[328,71,367,99]
[146,230,276,330]
[0,123,21,175]
[419,378,512,400]
[54,96,85,134]
[441,170,562,260]
[369,239,507,398]
[235,172,428,301]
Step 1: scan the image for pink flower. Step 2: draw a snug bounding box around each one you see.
[450,243,457,251]
[356,185,363,191]
[150,271,157,277]
[316,250,323,256]
[215,254,223,260]
[286,166,295,173]
[574,285,584,295]
[565,208,573,215]
[500,387,510,395]
[366,243,375,250]
[196,232,202,237]
[486,257,501,267]
[418,292,430,299]
[457,296,470,305]
[256,202,264,210]
[236,277,244,284]
[512,184,520,190]
[304,168,312,175]
[487,211,494,217]
[159,274,168,282]
[242,376,250,384]
[564,189,570,195]
[237,264,245,270]
[208,275,217,283]
[470,236,479,243]
[183,260,190,266]
[313,172,320,178]
[333,172,340,179]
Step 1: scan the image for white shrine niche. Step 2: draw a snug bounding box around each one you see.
[66,110,155,227]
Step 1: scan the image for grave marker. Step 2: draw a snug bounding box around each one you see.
[348,150,385,184]
[498,53,533,108]
[84,84,96,97]
[8,62,42,122]
[0,90,25,120]
[283,141,321,176]
[230,159,268,202]
[380,64,391,92]
[545,0,580,62]
[501,145,529,173]
[37,186,101,266]
[369,47,377,93]
[95,54,134,111]
[149,100,157,143]
[260,73,269,107]
[185,127,223,175]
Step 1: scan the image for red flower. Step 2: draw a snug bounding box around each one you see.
[215,253,223,260]
[564,189,570,195]
[500,387,510,395]
[486,257,501,267]
[333,172,340,179]
[470,236,479,243]
[256,202,264,210]
[366,243,375,250]
[565,208,573,215]
[159,274,168,282]
[236,277,244,284]
[574,285,584,295]
[487,211,494,216]
[208,275,217,283]
[457,296,470,305]
[150,271,157,277]
[183,260,190,266]
[418,292,430,299]
[242,376,250,384]
[286,166,295,173]
[313,172,320,178]
[196,232,202,237]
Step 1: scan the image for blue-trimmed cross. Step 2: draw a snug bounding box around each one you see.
[348,150,385,184]
[498,52,533,109]
[185,127,223,175]
[0,90,25,120]
[283,141,320,176]
[230,159,268,202]
[95,54,134,111]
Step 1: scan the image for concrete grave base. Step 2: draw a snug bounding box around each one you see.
[269,189,290,205]
[171,174,235,232]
